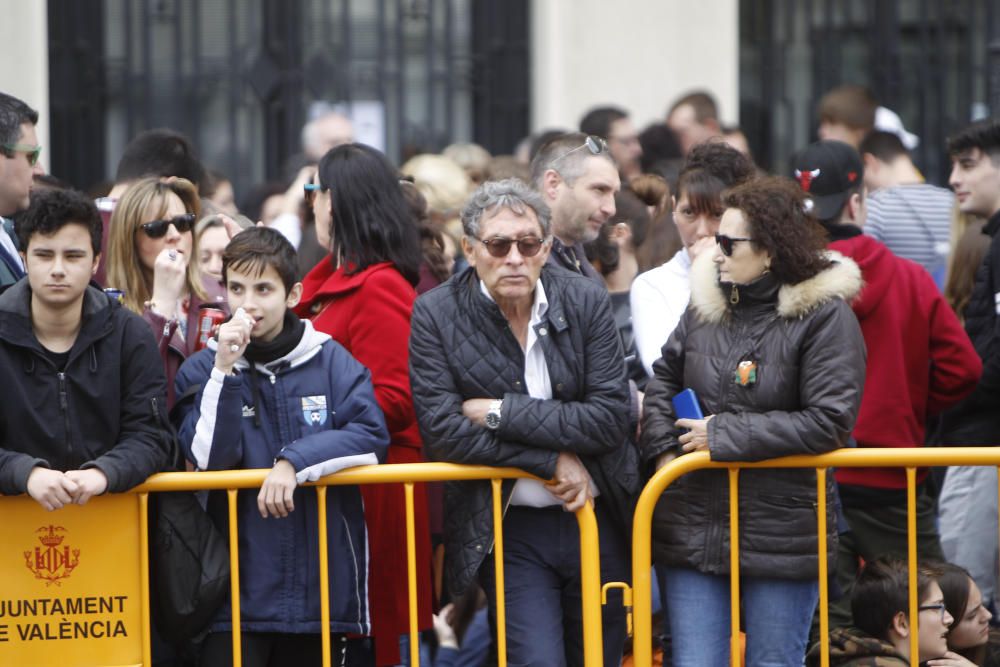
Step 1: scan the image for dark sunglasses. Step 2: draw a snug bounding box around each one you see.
[550,135,609,168]
[2,143,42,167]
[141,213,196,238]
[477,235,547,258]
[715,233,754,257]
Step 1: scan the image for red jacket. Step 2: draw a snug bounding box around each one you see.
[831,235,981,489]
[295,259,432,665]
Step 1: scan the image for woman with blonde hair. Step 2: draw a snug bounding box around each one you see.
[106,176,226,407]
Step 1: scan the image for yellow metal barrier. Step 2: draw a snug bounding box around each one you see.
[1,463,606,667]
[630,447,1000,667]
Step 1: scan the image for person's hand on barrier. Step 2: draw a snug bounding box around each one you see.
[258,459,297,518]
[461,398,493,427]
[26,467,78,511]
[432,603,459,649]
[547,451,594,512]
[927,652,978,666]
[65,468,108,505]
[655,450,678,471]
[678,415,714,453]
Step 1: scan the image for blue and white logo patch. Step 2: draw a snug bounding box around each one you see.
[302,395,328,426]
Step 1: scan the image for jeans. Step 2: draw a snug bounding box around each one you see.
[478,503,628,667]
[661,566,818,667]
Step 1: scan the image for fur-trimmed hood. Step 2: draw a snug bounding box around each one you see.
[688,248,862,323]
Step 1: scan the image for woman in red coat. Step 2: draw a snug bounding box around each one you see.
[295,143,432,666]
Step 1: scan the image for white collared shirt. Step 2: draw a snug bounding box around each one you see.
[480,280,575,507]
[0,217,23,271]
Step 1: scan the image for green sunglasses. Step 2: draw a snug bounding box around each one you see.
[2,143,42,167]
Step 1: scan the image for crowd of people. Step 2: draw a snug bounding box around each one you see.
[0,81,999,667]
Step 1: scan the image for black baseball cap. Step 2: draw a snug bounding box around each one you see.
[789,140,864,222]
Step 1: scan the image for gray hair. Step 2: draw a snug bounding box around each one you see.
[529,131,616,190]
[461,178,551,239]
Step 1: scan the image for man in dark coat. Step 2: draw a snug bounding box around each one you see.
[409,178,637,667]
[0,189,171,507]
[0,91,44,288]
[937,117,1000,612]
[790,140,982,631]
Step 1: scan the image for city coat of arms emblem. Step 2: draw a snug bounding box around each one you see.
[24,525,80,586]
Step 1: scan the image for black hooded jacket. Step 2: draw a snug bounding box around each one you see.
[938,210,1000,444]
[0,281,172,494]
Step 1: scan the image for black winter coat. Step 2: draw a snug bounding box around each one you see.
[938,211,1000,444]
[409,265,638,598]
[639,252,866,579]
[0,282,172,494]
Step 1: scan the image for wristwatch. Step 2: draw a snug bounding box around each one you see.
[484,399,504,430]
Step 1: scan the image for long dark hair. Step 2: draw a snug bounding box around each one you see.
[937,562,987,663]
[317,143,422,285]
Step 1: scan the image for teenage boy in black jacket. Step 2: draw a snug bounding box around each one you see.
[0,189,171,509]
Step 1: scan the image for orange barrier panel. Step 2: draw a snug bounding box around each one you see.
[1,463,607,667]
[630,447,1000,667]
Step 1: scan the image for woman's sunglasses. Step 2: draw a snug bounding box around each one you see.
[304,182,327,206]
[715,233,754,257]
[141,213,196,239]
[476,236,546,258]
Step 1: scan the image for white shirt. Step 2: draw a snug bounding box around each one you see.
[479,279,563,507]
[0,217,23,271]
[630,248,692,376]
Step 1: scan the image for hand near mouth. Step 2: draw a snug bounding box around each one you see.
[215,308,254,373]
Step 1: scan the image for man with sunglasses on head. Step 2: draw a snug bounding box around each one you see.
[409,178,637,667]
[530,132,620,283]
[0,91,45,289]
[790,140,981,635]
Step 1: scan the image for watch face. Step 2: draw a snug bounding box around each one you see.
[485,412,501,429]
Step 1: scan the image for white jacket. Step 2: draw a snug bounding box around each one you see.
[630,248,692,376]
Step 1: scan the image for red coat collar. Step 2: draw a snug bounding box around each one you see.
[299,260,397,304]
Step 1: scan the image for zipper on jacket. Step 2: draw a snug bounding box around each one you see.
[729,284,740,305]
[57,372,73,456]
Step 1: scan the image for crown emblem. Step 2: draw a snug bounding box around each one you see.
[24,525,80,586]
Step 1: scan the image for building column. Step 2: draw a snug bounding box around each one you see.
[0,1,49,170]
[530,0,739,132]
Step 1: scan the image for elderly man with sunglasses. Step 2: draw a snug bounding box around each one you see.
[409,178,637,667]
[0,92,45,288]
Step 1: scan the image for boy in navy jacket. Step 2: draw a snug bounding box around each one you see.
[174,227,388,665]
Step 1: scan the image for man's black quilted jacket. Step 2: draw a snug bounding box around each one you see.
[409,264,639,597]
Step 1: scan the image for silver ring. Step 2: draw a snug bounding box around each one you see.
[230,344,240,353]
[168,250,178,261]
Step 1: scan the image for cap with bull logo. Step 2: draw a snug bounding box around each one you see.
[789,140,865,223]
